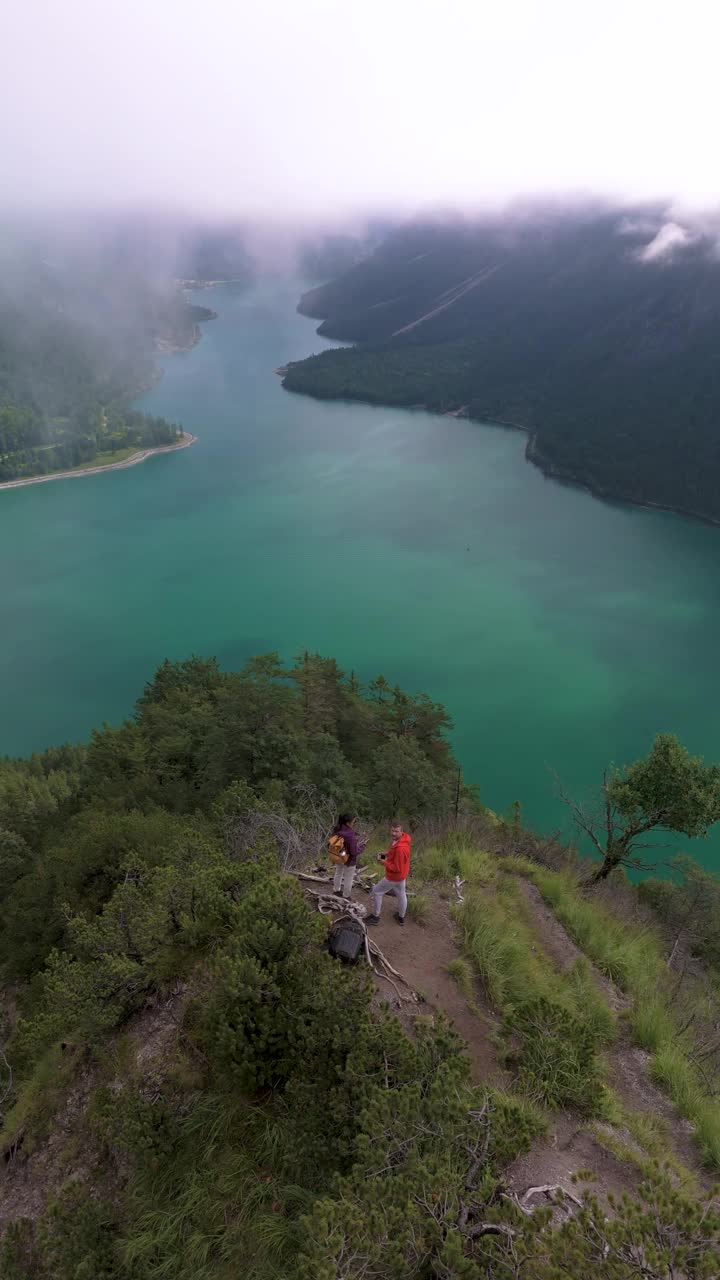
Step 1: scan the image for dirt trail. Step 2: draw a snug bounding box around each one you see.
[367,892,505,1086]
[505,1111,642,1204]
[519,881,629,1013]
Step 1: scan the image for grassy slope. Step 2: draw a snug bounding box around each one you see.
[509,859,720,1168]
[412,836,720,1176]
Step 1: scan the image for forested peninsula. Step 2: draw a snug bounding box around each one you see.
[3,653,720,1275]
[283,208,720,526]
[0,244,215,484]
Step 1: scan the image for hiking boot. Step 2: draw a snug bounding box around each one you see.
[365,914,380,925]
[393,912,405,926]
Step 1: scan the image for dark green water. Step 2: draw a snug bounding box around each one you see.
[2,278,719,860]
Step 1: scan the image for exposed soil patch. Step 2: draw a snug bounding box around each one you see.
[0,1063,96,1227]
[505,1113,642,1207]
[0,987,186,1230]
[303,871,506,1089]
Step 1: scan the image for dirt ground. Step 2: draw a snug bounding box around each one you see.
[366,891,505,1086]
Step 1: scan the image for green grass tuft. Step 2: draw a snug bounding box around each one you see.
[446,956,475,1003]
[407,893,430,925]
[457,889,547,1008]
[565,959,616,1046]
[413,843,497,886]
[629,996,675,1053]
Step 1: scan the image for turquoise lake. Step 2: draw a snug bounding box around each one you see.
[2,278,719,861]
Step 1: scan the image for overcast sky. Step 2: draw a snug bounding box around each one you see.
[3,0,719,219]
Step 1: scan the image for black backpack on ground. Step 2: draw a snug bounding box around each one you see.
[328,916,365,964]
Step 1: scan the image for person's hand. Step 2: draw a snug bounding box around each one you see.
[378,854,386,862]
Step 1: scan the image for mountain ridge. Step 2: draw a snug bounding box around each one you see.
[283,209,720,524]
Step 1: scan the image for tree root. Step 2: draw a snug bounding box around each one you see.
[299,880,418,1004]
[304,889,368,918]
[522,1183,584,1211]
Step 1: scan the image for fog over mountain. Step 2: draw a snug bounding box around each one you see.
[3,0,720,220]
[3,0,720,508]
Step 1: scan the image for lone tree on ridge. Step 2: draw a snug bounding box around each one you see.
[560,733,720,882]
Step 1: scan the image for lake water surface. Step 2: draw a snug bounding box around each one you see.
[2,278,719,862]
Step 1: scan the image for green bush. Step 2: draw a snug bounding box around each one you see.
[446,955,475,1002]
[457,889,546,1007]
[0,1183,120,1280]
[506,997,606,1114]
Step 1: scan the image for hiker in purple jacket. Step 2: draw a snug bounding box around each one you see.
[332,812,366,899]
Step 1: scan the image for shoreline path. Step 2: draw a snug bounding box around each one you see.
[0,433,197,492]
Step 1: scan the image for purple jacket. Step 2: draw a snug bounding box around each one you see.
[335,824,366,868]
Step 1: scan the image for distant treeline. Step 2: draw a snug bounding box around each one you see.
[0,404,180,482]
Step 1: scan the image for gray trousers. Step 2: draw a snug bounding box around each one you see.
[333,864,356,897]
[371,877,407,919]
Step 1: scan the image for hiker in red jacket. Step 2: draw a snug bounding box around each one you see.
[367,821,411,926]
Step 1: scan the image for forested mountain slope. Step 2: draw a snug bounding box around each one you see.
[3,654,720,1276]
[284,208,720,523]
[0,228,218,482]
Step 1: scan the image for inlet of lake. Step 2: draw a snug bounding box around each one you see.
[2,278,719,866]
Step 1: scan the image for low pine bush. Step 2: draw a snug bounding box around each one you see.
[506,996,606,1114]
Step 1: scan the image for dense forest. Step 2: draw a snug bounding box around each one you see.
[0,222,221,482]
[284,207,720,524]
[3,653,720,1276]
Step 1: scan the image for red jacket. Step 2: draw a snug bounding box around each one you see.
[383,832,411,882]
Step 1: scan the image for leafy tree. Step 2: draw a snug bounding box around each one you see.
[0,827,31,900]
[370,736,452,816]
[0,762,75,844]
[560,733,720,881]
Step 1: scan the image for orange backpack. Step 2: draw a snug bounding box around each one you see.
[328,833,348,865]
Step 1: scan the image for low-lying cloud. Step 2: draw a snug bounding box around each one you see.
[637,221,693,262]
[3,0,720,220]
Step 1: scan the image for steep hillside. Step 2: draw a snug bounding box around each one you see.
[0,230,217,482]
[2,655,720,1277]
[284,208,720,524]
